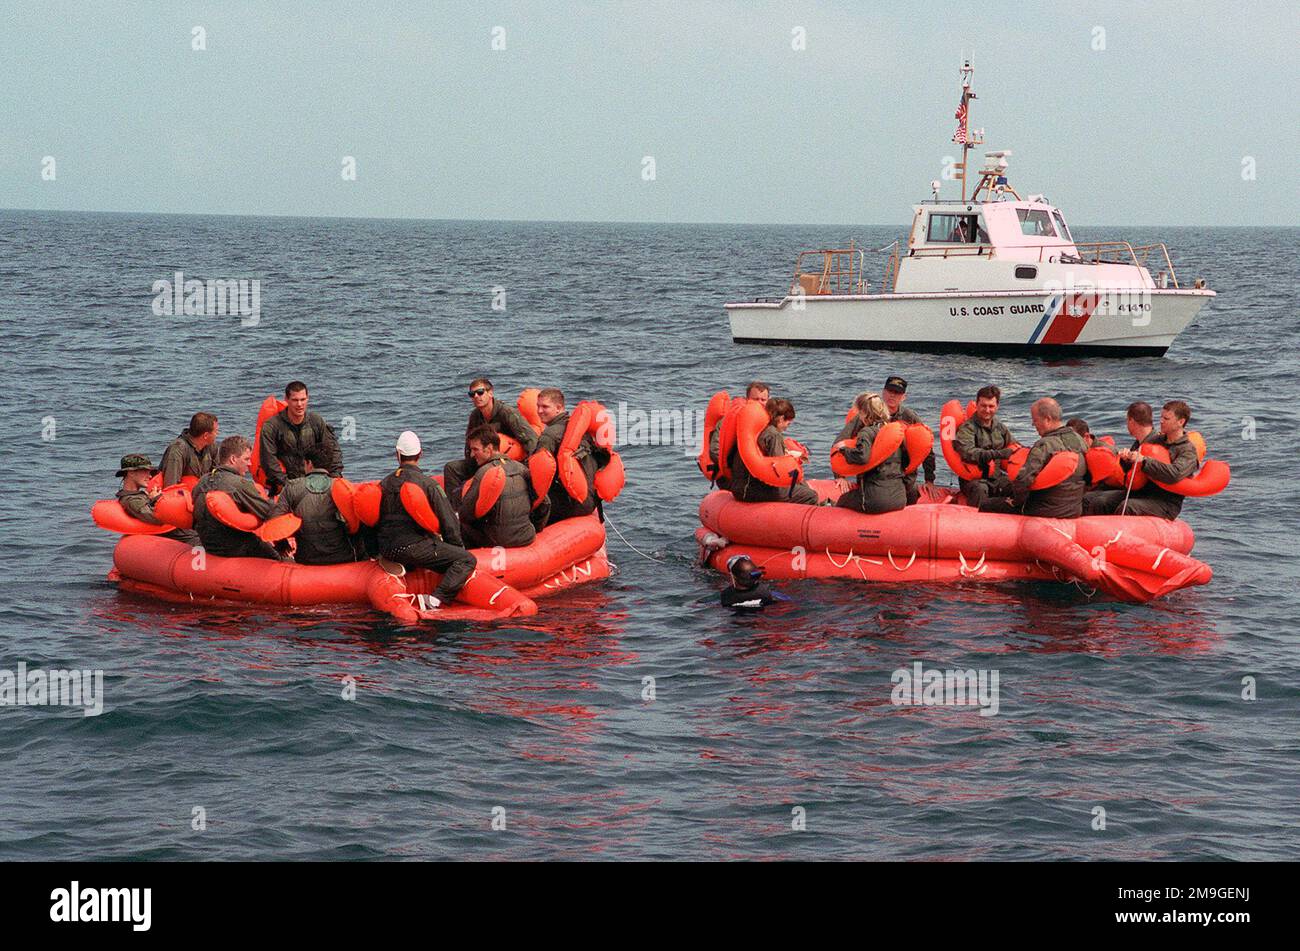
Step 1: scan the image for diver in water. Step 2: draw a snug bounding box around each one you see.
[720,554,790,610]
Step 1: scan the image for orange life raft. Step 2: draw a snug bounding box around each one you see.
[107,514,610,624]
[697,481,1211,603]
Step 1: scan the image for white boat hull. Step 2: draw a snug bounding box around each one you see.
[726,288,1213,356]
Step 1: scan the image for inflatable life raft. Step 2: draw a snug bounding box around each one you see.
[95,386,626,621]
[697,480,1212,603]
[107,514,609,624]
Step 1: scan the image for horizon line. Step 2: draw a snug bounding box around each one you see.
[0,205,1290,231]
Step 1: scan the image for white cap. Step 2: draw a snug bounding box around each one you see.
[395,430,421,455]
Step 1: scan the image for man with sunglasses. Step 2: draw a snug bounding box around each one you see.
[443,378,539,498]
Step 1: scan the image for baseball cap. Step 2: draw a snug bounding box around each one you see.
[884,376,907,393]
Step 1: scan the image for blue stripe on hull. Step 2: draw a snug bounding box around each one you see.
[1028,296,1060,344]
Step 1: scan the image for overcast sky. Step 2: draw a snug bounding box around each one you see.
[1,0,1295,225]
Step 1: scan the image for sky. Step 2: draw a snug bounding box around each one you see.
[1,0,1296,226]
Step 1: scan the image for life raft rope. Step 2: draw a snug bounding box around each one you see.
[957,551,988,578]
[602,513,666,563]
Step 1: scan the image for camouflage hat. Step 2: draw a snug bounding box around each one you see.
[115,454,159,477]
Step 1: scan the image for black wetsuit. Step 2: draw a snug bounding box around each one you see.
[721,582,784,609]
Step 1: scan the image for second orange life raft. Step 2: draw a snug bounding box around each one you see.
[697,480,1211,603]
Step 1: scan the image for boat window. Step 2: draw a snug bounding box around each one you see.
[1017,209,1057,237]
[1052,211,1072,241]
[927,213,982,244]
[1014,266,1037,279]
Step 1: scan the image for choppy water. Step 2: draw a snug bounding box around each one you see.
[0,211,1296,859]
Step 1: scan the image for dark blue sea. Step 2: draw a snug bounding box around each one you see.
[0,211,1295,860]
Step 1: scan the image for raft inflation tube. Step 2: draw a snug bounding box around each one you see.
[696,488,1212,603]
[105,513,611,624]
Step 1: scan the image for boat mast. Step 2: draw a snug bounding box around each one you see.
[956,60,983,202]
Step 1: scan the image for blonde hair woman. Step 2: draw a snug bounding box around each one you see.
[835,392,907,514]
[852,392,890,426]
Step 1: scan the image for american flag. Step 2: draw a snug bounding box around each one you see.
[953,97,968,144]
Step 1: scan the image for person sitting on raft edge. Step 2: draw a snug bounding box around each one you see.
[979,397,1089,519]
[721,554,789,610]
[708,380,769,490]
[115,453,200,546]
[191,436,283,559]
[259,380,344,497]
[880,375,936,504]
[954,384,1016,508]
[727,397,820,506]
[444,377,539,499]
[1083,400,1199,520]
[458,426,548,549]
[265,445,360,565]
[532,387,600,522]
[834,392,908,515]
[376,430,476,612]
[160,411,219,486]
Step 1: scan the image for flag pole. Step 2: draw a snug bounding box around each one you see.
[959,61,974,202]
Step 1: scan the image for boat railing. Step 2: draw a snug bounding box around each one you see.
[880,239,901,292]
[1064,242,1180,288]
[909,244,994,259]
[789,246,867,297]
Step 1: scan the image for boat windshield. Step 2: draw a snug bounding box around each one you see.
[927,213,987,244]
[1017,208,1057,237]
[1052,210,1072,241]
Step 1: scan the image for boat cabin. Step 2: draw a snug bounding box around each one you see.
[783,69,1182,300]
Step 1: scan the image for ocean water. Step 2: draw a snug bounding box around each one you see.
[0,211,1296,860]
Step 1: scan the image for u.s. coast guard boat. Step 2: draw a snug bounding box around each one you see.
[726,63,1214,356]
